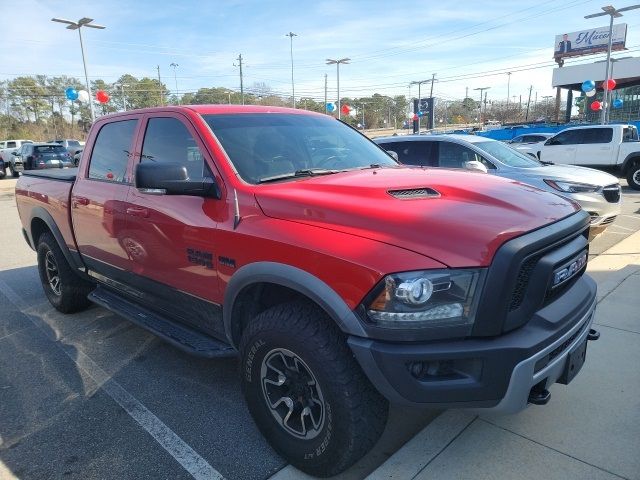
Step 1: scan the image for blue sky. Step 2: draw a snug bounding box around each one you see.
[3,0,640,104]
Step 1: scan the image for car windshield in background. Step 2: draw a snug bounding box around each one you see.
[474,141,541,168]
[68,140,81,146]
[202,113,397,184]
[35,145,67,154]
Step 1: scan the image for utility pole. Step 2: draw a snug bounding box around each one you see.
[465,86,469,99]
[114,83,128,111]
[235,54,244,105]
[286,32,297,108]
[473,87,490,124]
[525,85,533,121]
[170,62,179,104]
[361,102,365,128]
[156,65,164,106]
[484,92,488,121]
[324,73,328,114]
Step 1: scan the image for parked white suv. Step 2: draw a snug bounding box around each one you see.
[518,125,640,190]
[0,139,33,177]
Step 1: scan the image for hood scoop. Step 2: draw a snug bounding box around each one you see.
[388,187,440,199]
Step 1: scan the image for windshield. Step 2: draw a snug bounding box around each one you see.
[474,141,541,168]
[202,113,397,184]
[68,140,81,146]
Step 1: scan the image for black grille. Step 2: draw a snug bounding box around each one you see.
[601,215,617,225]
[534,320,589,373]
[603,184,621,203]
[388,188,439,199]
[509,253,543,311]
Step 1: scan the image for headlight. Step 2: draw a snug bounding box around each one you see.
[365,269,486,330]
[543,179,600,193]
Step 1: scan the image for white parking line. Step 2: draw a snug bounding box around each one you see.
[0,278,225,480]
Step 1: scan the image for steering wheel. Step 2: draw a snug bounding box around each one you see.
[316,155,345,169]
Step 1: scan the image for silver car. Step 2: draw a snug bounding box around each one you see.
[374,134,621,236]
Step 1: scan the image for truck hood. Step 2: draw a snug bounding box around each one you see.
[254,167,580,267]
[518,164,620,187]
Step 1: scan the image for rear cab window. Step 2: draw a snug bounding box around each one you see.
[34,145,67,154]
[88,119,138,182]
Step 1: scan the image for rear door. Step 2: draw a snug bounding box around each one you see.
[574,127,615,166]
[71,116,140,286]
[124,113,227,337]
[540,130,581,164]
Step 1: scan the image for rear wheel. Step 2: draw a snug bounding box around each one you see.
[37,232,93,313]
[627,161,640,190]
[240,301,388,477]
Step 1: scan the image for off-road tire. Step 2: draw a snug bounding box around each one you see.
[37,232,93,313]
[239,301,388,477]
[626,161,640,190]
[10,164,19,178]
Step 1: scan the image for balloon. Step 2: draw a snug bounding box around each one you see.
[412,114,419,121]
[585,89,596,97]
[407,112,415,120]
[590,101,602,111]
[96,90,110,103]
[613,98,624,109]
[349,108,358,118]
[326,102,336,112]
[65,87,78,101]
[581,80,595,92]
[77,90,90,103]
[604,79,616,90]
[417,111,424,117]
[341,104,350,115]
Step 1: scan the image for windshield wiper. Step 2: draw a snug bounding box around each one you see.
[539,160,554,166]
[257,169,342,184]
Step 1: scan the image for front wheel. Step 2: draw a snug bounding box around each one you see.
[240,302,388,477]
[9,164,19,178]
[627,161,640,190]
[37,232,94,313]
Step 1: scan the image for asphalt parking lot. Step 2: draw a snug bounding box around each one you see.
[0,175,638,480]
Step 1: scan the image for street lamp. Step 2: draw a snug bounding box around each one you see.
[170,62,179,104]
[113,83,129,111]
[326,58,350,119]
[51,17,105,122]
[286,32,297,108]
[474,87,490,125]
[585,4,640,124]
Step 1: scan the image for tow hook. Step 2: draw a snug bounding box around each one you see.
[528,386,551,406]
[587,329,600,341]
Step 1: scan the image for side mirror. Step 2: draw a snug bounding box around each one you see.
[11,151,18,156]
[464,160,488,173]
[135,162,221,199]
[386,150,399,161]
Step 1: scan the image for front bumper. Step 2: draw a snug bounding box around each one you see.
[349,274,597,413]
[566,189,620,228]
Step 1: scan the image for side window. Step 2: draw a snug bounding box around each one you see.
[623,127,638,142]
[582,128,613,144]
[511,136,523,144]
[437,142,482,168]
[383,141,436,166]
[551,130,583,145]
[141,117,206,179]
[88,119,137,182]
[7,141,16,149]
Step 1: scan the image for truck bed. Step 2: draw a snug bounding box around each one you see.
[22,168,77,182]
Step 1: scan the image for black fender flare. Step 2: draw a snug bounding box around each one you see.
[223,261,368,346]
[27,206,84,272]
[621,153,640,173]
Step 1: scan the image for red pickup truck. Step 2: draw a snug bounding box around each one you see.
[16,105,599,477]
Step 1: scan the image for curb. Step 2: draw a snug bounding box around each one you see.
[364,228,640,480]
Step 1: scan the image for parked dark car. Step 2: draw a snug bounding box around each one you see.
[10,143,74,175]
[48,138,83,157]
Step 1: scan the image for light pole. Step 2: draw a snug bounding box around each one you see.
[51,17,105,122]
[474,87,490,125]
[170,62,179,104]
[114,83,129,111]
[410,79,431,133]
[326,58,350,119]
[585,4,640,124]
[286,32,297,108]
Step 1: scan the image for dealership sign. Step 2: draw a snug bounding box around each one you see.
[554,24,627,60]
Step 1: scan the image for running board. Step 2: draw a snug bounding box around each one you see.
[88,286,236,358]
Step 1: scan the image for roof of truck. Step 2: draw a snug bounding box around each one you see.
[95,105,325,121]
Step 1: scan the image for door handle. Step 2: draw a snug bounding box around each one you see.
[126,206,150,218]
[73,196,90,207]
